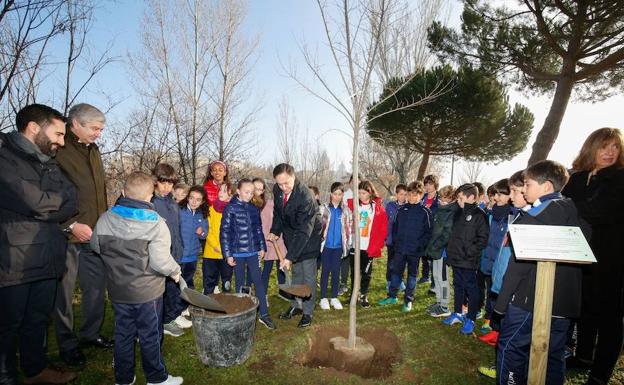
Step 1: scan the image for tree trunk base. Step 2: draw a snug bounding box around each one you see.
[328,336,376,375]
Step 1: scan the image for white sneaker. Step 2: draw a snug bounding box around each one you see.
[147,375,183,385]
[319,298,330,310]
[175,315,192,329]
[214,286,221,294]
[330,298,343,310]
[181,308,190,317]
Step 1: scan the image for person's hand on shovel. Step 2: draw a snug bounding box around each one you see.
[268,233,279,242]
[279,258,291,271]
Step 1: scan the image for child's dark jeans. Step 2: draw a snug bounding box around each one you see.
[452,267,479,320]
[320,247,342,298]
[233,254,268,317]
[112,298,169,385]
[389,253,420,302]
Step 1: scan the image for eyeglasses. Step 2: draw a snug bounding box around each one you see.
[157,177,177,184]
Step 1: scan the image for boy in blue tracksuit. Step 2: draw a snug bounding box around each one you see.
[478,179,512,334]
[91,172,183,385]
[378,181,432,312]
[477,170,531,379]
[495,161,586,385]
[151,163,189,338]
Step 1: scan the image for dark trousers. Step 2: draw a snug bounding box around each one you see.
[576,268,624,383]
[339,253,351,289]
[233,254,268,317]
[320,247,342,298]
[180,260,197,289]
[202,258,233,295]
[0,279,56,383]
[163,277,185,324]
[496,304,569,385]
[389,253,419,302]
[385,245,395,281]
[112,298,168,384]
[421,256,431,280]
[452,267,479,320]
[478,271,495,320]
[54,242,107,353]
[261,260,286,292]
[350,250,373,295]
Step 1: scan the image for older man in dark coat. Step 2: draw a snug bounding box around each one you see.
[269,163,322,328]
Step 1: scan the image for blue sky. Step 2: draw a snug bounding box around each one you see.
[45,0,624,186]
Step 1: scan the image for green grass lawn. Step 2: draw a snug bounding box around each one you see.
[46,256,623,385]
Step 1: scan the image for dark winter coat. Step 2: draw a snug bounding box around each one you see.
[392,202,433,256]
[425,202,460,259]
[152,193,183,260]
[384,200,402,246]
[446,202,489,270]
[220,196,267,258]
[562,165,624,313]
[0,132,78,287]
[270,179,322,262]
[494,193,585,318]
[55,130,107,242]
[480,203,512,275]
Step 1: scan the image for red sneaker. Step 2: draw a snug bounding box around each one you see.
[478,330,499,346]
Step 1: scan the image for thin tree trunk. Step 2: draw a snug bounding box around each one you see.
[527,74,575,166]
[416,148,430,180]
[349,123,360,349]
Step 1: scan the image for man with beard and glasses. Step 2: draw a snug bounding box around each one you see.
[53,103,112,368]
[0,104,78,385]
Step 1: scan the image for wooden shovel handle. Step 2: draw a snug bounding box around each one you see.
[271,239,288,270]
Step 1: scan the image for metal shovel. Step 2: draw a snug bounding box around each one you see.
[272,240,312,298]
[179,277,227,313]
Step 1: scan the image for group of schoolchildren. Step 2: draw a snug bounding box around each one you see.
[374,161,582,385]
[92,156,582,385]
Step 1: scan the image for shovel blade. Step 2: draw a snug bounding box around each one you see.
[278,283,312,298]
[180,288,227,313]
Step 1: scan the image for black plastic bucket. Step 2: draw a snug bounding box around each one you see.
[189,293,259,367]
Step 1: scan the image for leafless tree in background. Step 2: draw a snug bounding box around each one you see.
[285,0,444,348]
[122,0,259,185]
[0,0,67,128]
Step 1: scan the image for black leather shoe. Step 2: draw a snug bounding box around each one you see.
[82,335,114,349]
[279,307,303,320]
[297,314,312,328]
[60,348,86,367]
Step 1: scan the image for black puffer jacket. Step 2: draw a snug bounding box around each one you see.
[425,202,460,259]
[220,196,267,257]
[270,179,322,262]
[0,132,78,287]
[446,202,489,270]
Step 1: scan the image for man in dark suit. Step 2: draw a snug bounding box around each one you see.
[269,163,322,328]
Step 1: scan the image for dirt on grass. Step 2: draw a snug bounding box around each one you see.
[300,326,401,379]
[190,293,256,316]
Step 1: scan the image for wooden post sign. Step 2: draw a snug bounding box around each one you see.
[507,224,596,385]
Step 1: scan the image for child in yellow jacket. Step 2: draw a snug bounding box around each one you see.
[202,185,233,294]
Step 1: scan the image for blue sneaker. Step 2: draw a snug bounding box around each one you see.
[461,318,475,335]
[378,297,398,306]
[442,313,464,326]
[399,281,406,291]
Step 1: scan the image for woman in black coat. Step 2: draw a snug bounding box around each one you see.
[562,127,624,385]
